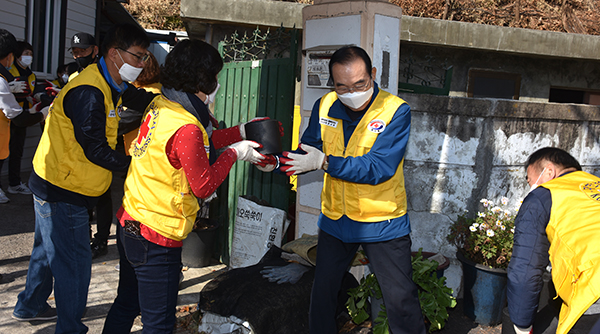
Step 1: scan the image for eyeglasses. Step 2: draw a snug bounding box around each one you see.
[335,78,371,95]
[119,48,149,63]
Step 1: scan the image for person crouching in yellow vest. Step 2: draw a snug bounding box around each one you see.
[507,147,600,334]
[102,39,271,333]
[12,24,159,331]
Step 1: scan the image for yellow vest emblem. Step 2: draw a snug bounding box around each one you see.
[580,181,600,202]
[132,102,159,159]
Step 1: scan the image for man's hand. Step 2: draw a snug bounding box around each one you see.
[8,80,27,94]
[280,143,325,176]
[229,140,264,164]
[253,154,278,172]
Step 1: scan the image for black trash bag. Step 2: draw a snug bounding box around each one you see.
[199,246,358,334]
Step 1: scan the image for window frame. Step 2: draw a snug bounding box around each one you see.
[467,69,521,100]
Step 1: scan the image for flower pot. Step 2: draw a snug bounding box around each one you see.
[181,219,219,268]
[412,251,450,279]
[457,251,508,326]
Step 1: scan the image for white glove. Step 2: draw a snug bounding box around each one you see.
[30,103,49,120]
[513,325,532,334]
[8,80,27,94]
[39,106,49,120]
[229,140,264,164]
[254,155,279,172]
[281,143,325,175]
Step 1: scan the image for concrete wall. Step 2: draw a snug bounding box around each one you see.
[402,93,600,294]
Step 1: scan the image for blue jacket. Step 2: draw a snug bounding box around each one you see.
[299,83,412,243]
[507,186,552,328]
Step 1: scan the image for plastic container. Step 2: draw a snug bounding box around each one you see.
[244,119,282,154]
[181,218,219,268]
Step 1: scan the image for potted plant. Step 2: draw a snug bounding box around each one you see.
[446,197,517,325]
[346,249,457,333]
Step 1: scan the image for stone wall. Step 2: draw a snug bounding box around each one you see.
[403,92,600,295]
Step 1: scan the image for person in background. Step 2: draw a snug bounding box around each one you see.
[70,32,99,80]
[2,41,48,196]
[120,51,162,154]
[0,32,48,204]
[52,62,78,88]
[67,32,113,259]
[277,46,426,334]
[507,147,600,334]
[12,23,157,333]
[102,39,269,334]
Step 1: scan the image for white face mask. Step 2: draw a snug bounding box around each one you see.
[529,166,547,192]
[336,85,374,110]
[116,50,143,82]
[204,83,220,105]
[61,73,69,83]
[20,55,33,67]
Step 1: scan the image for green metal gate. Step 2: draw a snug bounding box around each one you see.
[211,27,299,264]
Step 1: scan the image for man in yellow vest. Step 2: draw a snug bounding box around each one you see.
[12,24,157,333]
[507,147,600,334]
[280,46,425,334]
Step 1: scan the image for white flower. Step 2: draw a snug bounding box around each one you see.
[478,212,486,218]
[472,223,479,228]
[487,229,495,237]
[491,206,502,213]
[501,225,506,231]
[480,198,491,207]
[469,225,477,232]
[511,227,515,233]
[504,210,511,217]
[501,197,509,205]
[480,223,488,230]
[496,220,502,226]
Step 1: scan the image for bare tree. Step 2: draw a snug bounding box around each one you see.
[123,0,184,31]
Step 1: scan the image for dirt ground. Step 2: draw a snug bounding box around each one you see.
[174,298,502,334]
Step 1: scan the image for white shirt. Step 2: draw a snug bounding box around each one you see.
[0,76,23,119]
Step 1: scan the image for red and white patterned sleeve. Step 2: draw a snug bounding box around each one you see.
[167,124,237,198]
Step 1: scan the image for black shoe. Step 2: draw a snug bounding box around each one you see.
[12,307,57,322]
[91,240,108,259]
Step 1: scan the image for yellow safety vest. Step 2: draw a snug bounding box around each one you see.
[319,90,408,222]
[542,171,600,334]
[122,95,210,241]
[9,65,35,109]
[0,72,11,159]
[32,65,121,196]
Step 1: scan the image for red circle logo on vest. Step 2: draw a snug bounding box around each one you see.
[131,102,159,159]
[367,119,386,133]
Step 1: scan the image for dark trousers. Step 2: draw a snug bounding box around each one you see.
[0,122,27,187]
[309,230,426,334]
[103,223,181,334]
[92,187,113,243]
